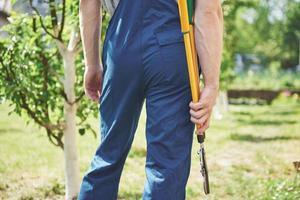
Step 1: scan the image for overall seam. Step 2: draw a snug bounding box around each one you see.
[141,0,147,100]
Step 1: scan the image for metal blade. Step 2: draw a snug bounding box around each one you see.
[197,134,210,195]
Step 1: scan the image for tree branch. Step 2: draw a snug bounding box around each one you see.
[58,0,66,39]
[29,0,61,41]
[74,92,85,104]
[49,0,58,29]
[46,129,64,149]
[19,94,64,131]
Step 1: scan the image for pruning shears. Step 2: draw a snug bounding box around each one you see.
[197,133,210,194]
[177,0,210,194]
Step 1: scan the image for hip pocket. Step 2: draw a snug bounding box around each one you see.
[154,28,190,86]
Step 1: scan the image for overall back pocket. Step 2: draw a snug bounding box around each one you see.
[153,27,189,86]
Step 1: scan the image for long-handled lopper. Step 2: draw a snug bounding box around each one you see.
[177,0,210,194]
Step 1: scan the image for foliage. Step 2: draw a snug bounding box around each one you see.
[221,0,300,89]
[229,69,300,90]
[281,0,300,68]
[0,8,110,148]
[0,15,65,147]
[220,0,258,89]
[0,0,113,148]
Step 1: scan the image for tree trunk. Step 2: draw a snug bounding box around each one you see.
[63,50,80,200]
[1,0,11,12]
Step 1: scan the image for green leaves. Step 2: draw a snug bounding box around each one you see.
[220,0,300,90]
[78,128,85,136]
[0,7,110,147]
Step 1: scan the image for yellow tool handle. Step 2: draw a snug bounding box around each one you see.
[183,34,200,102]
[178,0,201,130]
[189,24,200,100]
[178,0,190,33]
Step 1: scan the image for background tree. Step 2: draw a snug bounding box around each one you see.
[222,0,300,71]
[220,0,258,89]
[281,0,300,68]
[0,1,110,199]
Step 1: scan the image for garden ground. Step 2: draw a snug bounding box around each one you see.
[0,96,299,200]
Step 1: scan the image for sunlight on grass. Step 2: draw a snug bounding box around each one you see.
[0,97,299,199]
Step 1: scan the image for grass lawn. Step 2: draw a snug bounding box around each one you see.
[0,97,299,200]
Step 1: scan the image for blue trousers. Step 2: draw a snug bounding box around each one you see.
[78,0,198,199]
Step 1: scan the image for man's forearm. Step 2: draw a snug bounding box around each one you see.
[79,0,102,69]
[194,0,223,89]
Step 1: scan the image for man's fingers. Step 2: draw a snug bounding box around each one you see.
[197,123,209,135]
[190,113,209,127]
[188,87,219,134]
[189,101,205,111]
[197,119,210,135]
[189,108,208,119]
[85,88,99,102]
[83,66,103,103]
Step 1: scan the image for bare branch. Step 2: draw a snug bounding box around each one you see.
[49,0,58,28]
[19,94,64,132]
[29,0,61,41]
[67,29,80,52]
[73,34,82,54]
[89,127,97,138]
[46,129,61,147]
[74,92,85,104]
[58,0,66,39]
[60,89,69,103]
[46,129,64,149]
[60,90,85,106]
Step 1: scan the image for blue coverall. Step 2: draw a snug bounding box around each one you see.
[78,0,199,199]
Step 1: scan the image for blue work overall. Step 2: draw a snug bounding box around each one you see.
[78,0,199,199]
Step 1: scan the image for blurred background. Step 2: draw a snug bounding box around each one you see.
[0,0,299,199]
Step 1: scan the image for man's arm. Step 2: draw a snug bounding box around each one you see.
[79,0,103,101]
[189,0,223,134]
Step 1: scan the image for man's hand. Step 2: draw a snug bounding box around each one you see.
[84,65,103,102]
[189,87,219,134]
